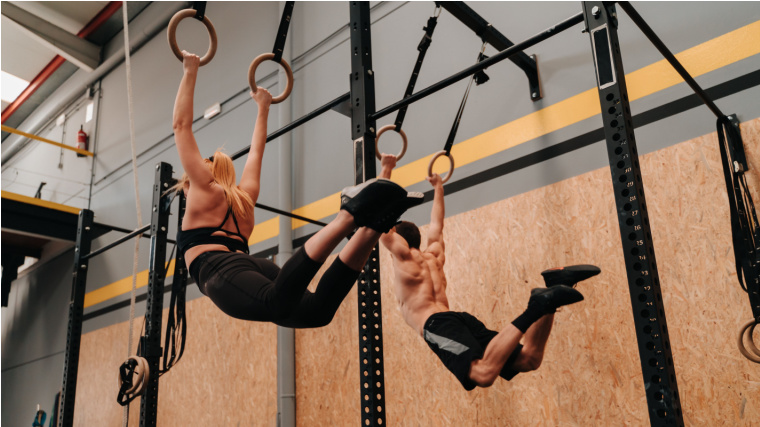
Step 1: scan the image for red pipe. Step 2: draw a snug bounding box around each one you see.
[2,1,123,123]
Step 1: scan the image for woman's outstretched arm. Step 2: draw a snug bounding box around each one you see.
[173,51,213,186]
[239,88,273,203]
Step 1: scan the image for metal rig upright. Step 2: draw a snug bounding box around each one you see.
[139,162,173,427]
[583,2,684,425]
[348,2,387,426]
[58,209,94,427]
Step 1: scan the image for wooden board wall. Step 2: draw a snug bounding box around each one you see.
[73,118,759,426]
[296,118,760,426]
[74,296,278,426]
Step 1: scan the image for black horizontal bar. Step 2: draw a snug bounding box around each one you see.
[371,12,584,120]
[93,222,176,244]
[83,224,151,260]
[255,203,328,227]
[617,2,724,118]
[232,92,351,161]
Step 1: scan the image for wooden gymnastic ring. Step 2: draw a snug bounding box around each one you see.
[738,319,760,363]
[374,125,408,161]
[119,356,150,395]
[248,53,294,104]
[167,9,218,66]
[132,357,150,395]
[427,150,455,184]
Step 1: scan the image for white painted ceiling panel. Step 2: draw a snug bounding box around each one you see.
[9,1,109,34]
[1,15,59,81]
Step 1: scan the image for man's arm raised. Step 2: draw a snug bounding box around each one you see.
[426,173,445,262]
[380,228,412,260]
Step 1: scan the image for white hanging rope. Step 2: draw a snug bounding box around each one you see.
[122,3,144,425]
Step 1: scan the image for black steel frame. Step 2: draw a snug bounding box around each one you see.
[58,209,94,427]
[58,163,175,427]
[139,162,174,427]
[583,2,683,425]
[349,3,387,427]
[440,2,542,100]
[371,12,584,121]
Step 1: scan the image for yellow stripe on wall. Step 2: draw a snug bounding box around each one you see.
[1,190,81,214]
[84,259,177,307]
[249,216,279,245]
[83,20,760,309]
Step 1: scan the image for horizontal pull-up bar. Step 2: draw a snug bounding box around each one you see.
[256,203,327,227]
[1,124,94,157]
[617,2,724,118]
[94,223,177,244]
[83,224,151,260]
[231,92,351,161]
[371,12,585,121]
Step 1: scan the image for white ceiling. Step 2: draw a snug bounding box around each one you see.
[1,1,110,110]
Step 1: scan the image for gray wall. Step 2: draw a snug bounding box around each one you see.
[2,2,760,425]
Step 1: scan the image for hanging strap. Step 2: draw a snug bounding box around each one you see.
[192,1,207,20]
[162,243,187,375]
[716,116,760,319]
[443,43,489,155]
[393,5,442,131]
[272,1,295,63]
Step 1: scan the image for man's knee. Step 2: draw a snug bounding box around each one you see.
[469,361,499,388]
[513,349,543,372]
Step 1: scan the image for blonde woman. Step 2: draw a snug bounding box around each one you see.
[173,52,422,327]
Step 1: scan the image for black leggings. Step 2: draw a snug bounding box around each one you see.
[188,247,360,328]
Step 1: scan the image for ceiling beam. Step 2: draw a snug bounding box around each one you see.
[2,2,101,72]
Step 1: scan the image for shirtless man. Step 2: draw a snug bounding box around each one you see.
[378,154,600,390]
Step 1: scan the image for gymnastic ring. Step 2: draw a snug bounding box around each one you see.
[167,9,218,66]
[427,150,455,184]
[738,319,760,363]
[374,125,408,161]
[248,53,294,104]
[119,356,150,395]
[132,357,150,395]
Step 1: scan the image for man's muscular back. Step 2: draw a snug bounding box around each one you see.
[377,158,449,335]
[382,234,450,335]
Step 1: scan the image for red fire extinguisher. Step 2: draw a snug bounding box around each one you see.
[77,125,88,157]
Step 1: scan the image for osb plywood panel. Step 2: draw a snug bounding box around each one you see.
[75,294,278,426]
[294,256,361,426]
[296,118,760,426]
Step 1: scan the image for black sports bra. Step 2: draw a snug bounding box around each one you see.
[176,206,250,255]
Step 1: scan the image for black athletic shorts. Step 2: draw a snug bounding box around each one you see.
[423,311,523,391]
